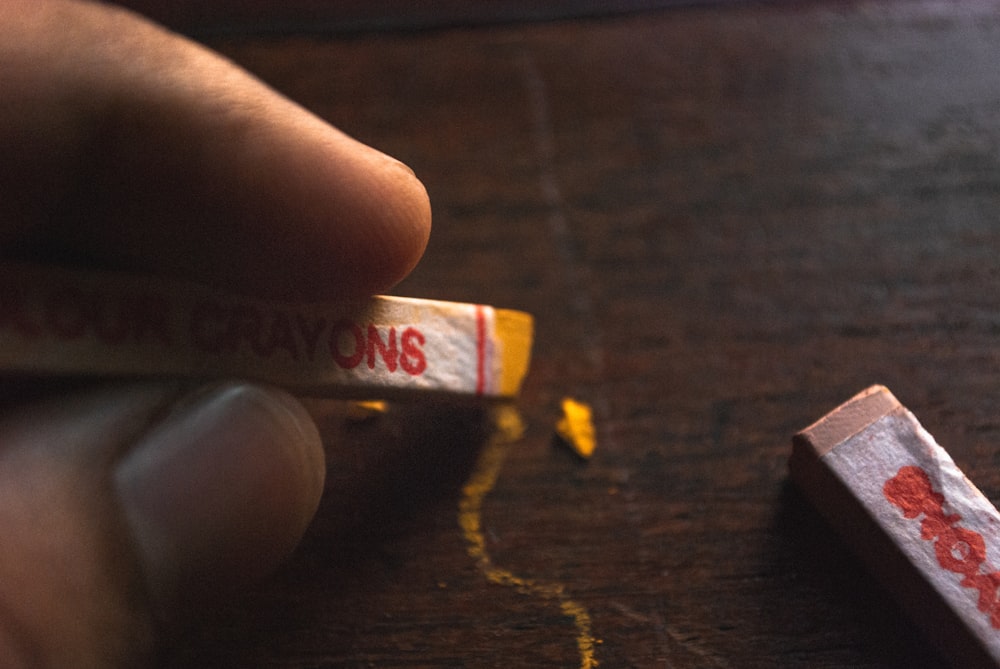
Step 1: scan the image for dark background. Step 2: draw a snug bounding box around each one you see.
[116,1,1000,666]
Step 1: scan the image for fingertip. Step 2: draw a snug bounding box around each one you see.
[229,129,433,301]
[361,152,433,293]
[267,113,433,298]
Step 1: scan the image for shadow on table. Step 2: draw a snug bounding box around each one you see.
[308,399,493,542]
[162,400,493,667]
[771,481,949,669]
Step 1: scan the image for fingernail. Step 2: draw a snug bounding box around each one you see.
[114,383,325,618]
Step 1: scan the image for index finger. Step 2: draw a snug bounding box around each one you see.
[0,0,431,302]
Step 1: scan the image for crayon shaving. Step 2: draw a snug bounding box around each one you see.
[556,398,597,459]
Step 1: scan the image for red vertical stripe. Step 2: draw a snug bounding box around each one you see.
[475,305,486,395]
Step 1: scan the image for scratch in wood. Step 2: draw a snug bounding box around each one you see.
[458,406,599,668]
[517,45,605,374]
[608,602,732,668]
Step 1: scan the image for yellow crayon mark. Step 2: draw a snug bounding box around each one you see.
[458,405,599,669]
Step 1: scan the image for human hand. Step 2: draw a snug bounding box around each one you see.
[0,1,431,667]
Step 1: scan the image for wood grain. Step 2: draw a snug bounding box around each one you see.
[153,2,1000,666]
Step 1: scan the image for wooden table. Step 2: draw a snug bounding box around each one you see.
[145,1,1000,666]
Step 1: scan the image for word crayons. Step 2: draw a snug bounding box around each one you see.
[790,386,1000,669]
[0,263,533,400]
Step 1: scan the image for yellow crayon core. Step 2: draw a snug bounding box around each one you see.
[495,308,534,397]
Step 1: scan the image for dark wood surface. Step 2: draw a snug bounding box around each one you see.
[121,0,703,35]
[155,1,1000,666]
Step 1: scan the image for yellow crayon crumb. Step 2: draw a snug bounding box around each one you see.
[556,398,597,459]
[345,400,388,421]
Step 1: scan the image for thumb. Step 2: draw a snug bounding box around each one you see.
[0,382,325,668]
